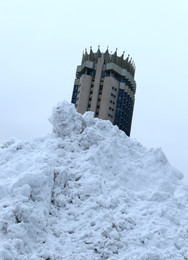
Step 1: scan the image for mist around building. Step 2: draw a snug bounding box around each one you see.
[0,101,188,259]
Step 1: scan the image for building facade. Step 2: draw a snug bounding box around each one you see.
[71,47,136,136]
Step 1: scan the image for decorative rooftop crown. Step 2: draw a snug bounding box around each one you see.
[81,46,136,77]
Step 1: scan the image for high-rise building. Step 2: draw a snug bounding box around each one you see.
[71,47,136,136]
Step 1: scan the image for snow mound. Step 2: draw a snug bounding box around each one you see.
[0,101,187,260]
[49,101,86,138]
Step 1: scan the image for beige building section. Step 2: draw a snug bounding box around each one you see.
[90,57,104,114]
[99,77,119,123]
[76,75,92,114]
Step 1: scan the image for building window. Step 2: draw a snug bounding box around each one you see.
[87,69,93,76]
[119,89,123,96]
[118,96,122,102]
[72,92,77,98]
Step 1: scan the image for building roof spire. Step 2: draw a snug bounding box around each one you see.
[118,52,124,67]
[95,45,102,60]
[104,47,110,63]
[111,48,118,63]
[89,46,94,61]
[83,48,89,62]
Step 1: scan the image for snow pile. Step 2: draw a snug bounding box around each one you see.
[0,101,187,260]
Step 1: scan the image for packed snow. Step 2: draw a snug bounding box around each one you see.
[0,101,188,260]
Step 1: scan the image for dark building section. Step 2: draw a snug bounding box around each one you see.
[71,47,136,136]
[114,88,134,136]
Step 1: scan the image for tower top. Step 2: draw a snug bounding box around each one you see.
[82,47,135,77]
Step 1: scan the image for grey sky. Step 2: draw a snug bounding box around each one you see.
[0,0,188,182]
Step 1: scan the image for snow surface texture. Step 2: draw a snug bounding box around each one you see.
[0,101,187,260]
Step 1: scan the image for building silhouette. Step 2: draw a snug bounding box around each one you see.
[71,47,136,136]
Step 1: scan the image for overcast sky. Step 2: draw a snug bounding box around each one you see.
[0,0,188,182]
